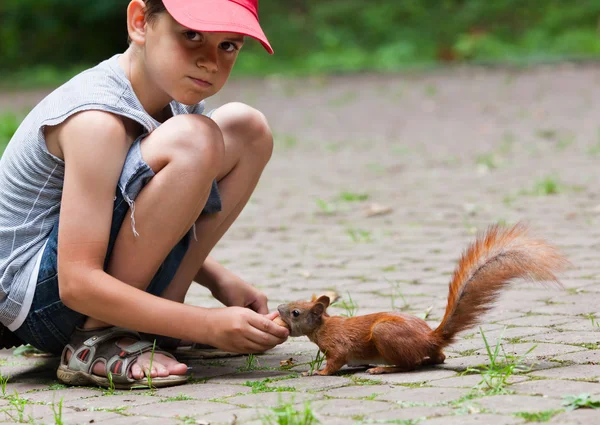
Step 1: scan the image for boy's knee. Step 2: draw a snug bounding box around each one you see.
[164,114,225,171]
[218,102,274,162]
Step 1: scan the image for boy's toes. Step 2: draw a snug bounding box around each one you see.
[168,362,188,376]
[130,363,144,379]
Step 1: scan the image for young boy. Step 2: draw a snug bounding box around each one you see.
[0,0,289,389]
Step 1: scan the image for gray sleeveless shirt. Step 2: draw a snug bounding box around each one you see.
[0,54,205,330]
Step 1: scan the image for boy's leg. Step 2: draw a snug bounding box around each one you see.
[160,102,274,303]
[82,103,273,379]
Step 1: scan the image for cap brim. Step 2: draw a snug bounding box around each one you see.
[163,0,273,54]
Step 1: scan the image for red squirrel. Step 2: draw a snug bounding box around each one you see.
[276,223,570,375]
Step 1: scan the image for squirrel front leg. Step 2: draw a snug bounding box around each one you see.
[313,355,347,376]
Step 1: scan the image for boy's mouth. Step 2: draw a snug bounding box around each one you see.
[189,77,213,88]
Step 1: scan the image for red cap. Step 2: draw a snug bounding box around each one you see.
[162,0,273,54]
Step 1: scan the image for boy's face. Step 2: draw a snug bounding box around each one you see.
[142,12,244,105]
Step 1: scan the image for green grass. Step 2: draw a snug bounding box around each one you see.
[51,397,65,425]
[238,353,267,372]
[260,398,320,425]
[338,192,369,202]
[244,377,297,394]
[464,327,536,394]
[333,292,359,317]
[307,349,327,375]
[514,410,562,422]
[161,394,195,402]
[531,176,563,195]
[346,228,373,243]
[562,393,600,411]
[0,374,8,397]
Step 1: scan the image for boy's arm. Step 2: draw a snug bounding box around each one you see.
[55,111,287,352]
[196,257,269,314]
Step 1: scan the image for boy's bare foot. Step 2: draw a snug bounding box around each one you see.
[66,337,188,379]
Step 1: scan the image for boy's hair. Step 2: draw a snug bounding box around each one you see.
[127,0,167,44]
[144,0,167,24]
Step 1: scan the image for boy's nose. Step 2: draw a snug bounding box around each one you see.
[197,52,218,72]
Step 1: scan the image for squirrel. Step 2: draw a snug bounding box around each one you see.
[275,222,570,375]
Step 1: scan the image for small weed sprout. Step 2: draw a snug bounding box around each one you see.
[335,292,358,317]
[466,327,536,394]
[562,393,600,411]
[261,397,321,425]
[308,350,326,375]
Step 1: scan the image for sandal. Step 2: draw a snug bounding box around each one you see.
[57,326,189,389]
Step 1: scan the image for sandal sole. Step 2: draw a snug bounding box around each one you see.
[57,366,189,390]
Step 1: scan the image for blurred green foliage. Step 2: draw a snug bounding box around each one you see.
[1,0,600,78]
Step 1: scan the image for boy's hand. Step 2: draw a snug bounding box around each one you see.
[206,307,289,353]
[210,272,269,314]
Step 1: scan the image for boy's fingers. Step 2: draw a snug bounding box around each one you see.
[249,314,289,339]
[263,311,279,320]
[245,328,282,350]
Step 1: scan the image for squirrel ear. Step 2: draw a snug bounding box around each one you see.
[316,295,331,309]
[311,302,325,317]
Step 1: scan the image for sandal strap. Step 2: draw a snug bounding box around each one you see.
[61,326,178,386]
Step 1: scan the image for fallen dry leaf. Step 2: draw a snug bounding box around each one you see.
[280,358,295,367]
[364,203,393,217]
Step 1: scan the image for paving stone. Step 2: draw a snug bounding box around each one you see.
[357,368,457,385]
[267,375,348,391]
[126,400,237,417]
[40,409,122,424]
[152,383,251,400]
[65,394,161,410]
[437,355,494,371]
[0,403,59,421]
[497,315,576,327]
[379,387,472,404]
[548,409,600,425]
[94,416,182,424]
[208,370,295,385]
[428,374,528,388]
[366,405,453,421]
[311,398,396,416]
[418,413,524,425]
[511,379,600,398]
[2,382,54,394]
[19,387,100,403]
[468,343,587,358]
[323,384,408,400]
[473,394,563,414]
[556,319,600,332]
[224,391,316,408]
[188,407,272,425]
[529,364,600,381]
[552,350,600,364]
[523,331,600,345]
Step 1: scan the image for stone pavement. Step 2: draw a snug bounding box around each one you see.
[2,63,600,424]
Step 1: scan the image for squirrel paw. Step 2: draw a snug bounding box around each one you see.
[367,366,410,374]
[301,369,329,377]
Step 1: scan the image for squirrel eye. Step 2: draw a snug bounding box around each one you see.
[292,310,300,317]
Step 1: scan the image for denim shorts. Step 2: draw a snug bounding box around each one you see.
[14,135,222,355]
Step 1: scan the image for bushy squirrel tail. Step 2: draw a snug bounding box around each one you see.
[431,222,570,348]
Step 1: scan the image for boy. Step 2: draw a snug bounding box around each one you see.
[0,0,289,389]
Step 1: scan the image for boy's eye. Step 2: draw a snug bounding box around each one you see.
[184,31,202,42]
[220,42,239,53]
